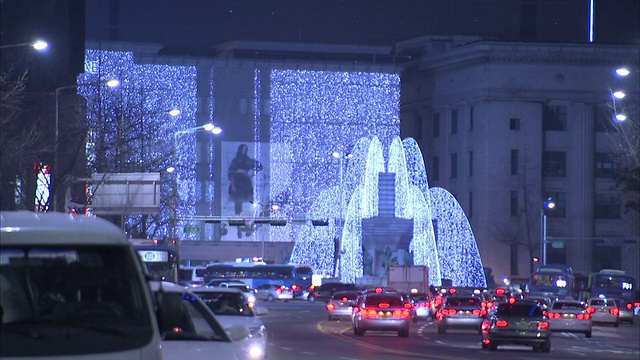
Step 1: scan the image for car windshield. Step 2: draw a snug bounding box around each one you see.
[1,245,155,357]
[496,303,544,317]
[197,292,254,316]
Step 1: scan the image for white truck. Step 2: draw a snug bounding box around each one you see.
[386,265,429,294]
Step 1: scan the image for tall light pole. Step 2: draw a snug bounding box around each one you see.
[541,198,556,265]
[167,123,222,253]
[332,150,353,277]
[52,79,120,211]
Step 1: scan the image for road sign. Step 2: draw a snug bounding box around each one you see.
[183,225,200,233]
[551,242,564,249]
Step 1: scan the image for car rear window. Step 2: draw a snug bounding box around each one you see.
[445,297,480,307]
[331,291,360,301]
[364,295,404,308]
[589,299,617,307]
[496,303,544,317]
[552,302,585,310]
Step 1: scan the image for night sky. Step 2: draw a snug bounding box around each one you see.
[85,0,639,53]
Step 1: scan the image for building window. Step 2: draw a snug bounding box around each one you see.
[544,192,566,218]
[450,153,458,179]
[451,109,458,134]
[595,152,617,177]
[433,112,440,138]
[542,151,566,177]
[543,105,567,131]
[511,149,519,175]
[510,244,518,276]
[595,105,617,132]
[432,156,439,181]
[469,106,474,131]
[468,191,473,218]
[468,151,473,177]
[594,193,621,219]
[510,118,521,130]
[510,190,519,217]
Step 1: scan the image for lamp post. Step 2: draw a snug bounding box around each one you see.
[0,40,48,50]
[167,123,222,250]
[332,150,353,277]
[52,79,120,211]
[541,198,556,265]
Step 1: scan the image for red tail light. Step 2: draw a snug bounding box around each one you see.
[442,308,457,315]
[481,301,495,309]
[276,288,282,294]
[586,306,596,314]
[362,309,378,319]
[576,313,591,320]
[481,320,491,333]
[419,302,430,308]
[542,310,548,316]
[291,285,300,291]
[609,308,620,316]
[538,322,550,329]
[472,309,481,316]
[508,297,516,304]
[449,288,457,294]
[635,302,640,308]
[326,303,336,311]
[392,309,411,318]
[403,303,413,309]
[547,312,562,319]
[378,302,390,309]
[626,303,633,310]
[495,288,506,295]
[496,320,509,327]
[374,287,384,293]
[482,338,491,345]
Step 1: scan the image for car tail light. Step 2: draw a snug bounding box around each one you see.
[586,306,596,314]
[276,288,282,294]
[547,312,562,319]
[403,303,413,309]
[472,309,482,316]
[392,309,411,319]
[449,288,457,294]
[481,320,491,333]
[362,309,378,319]
[508,297,516,304]
[419,302,430,308]
[326,303,336,311]
[308,285,315,291]
[496,320,509,327]
[542,310,548,316]
[374,287,384,293]
[495,288,506,295]
[626,303,633,310]
[481,301,494,309]
[352,306,360,313]
[288,289,294,294]
[538,322,550,330]
[482,338,491,345]
[442,308,457,315]
[635,302,640,308]
[576,313,591,320]
[378,302,390,309]
[609,308,620,316]
[291,285,300,291]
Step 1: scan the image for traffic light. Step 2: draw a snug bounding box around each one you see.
[532,256,540,263]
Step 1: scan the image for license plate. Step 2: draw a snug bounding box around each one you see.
[516,322,530,330]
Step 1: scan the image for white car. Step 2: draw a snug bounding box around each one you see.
[256,284,294,302]
[192,287,269,360]
[587,298,620,327]
[547,300,592,337]
[151,282,250,360]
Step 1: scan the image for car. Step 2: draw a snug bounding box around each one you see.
[178,265,206,287]
[435,295,488,334]
[206,280,258,304]
[587,298,620,327]
[351,292,412,337]
[151,281,250,360]
[481,301,551,352]
[326,290,360,321]
[308,282,358,303]
[255,283,294,302]
[409,292,435,322]
[192,287,268,360]
[615,299,635,324]
[547,300,592,337]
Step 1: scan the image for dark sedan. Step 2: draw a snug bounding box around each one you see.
[481,301,551,352]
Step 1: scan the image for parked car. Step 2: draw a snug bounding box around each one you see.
[435,295,487,334]
[192,287,268,360]
[308,282,357,303]
[255,283,294,302]
[151,281,250,360]
[587,297,620,327]
[547,300,592,337]
[481,300,551,352]
[326,291,360,321]
[351,291,412,337]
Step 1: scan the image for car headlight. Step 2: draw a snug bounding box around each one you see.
[247,343,264,360]
[248,295,256,303]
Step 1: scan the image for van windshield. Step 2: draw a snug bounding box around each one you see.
[0,245,155,357]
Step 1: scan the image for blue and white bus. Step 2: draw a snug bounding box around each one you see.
[204,262,313,297]
[588,269,636,309]
[131,239,179,283]
[526,264,575,301]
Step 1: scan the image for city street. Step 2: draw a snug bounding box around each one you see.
[261,300,640,360]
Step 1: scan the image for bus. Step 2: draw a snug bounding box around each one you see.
[526,264,575,301]
[204,262,313,297]
[131,239,179,283]
[588,269,636,308]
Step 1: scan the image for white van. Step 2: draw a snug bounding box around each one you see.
[178,265,206,287]
[0,211,163,359]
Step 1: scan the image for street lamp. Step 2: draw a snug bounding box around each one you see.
[332,150,353,277]
[167,123,223,245]
[52,79,120,211]
[541,198,556,265]
[0,39,48,50]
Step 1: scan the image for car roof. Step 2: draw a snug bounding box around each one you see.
[193,287,244,294]
[1,211,129,246]
[150,281,191,293]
